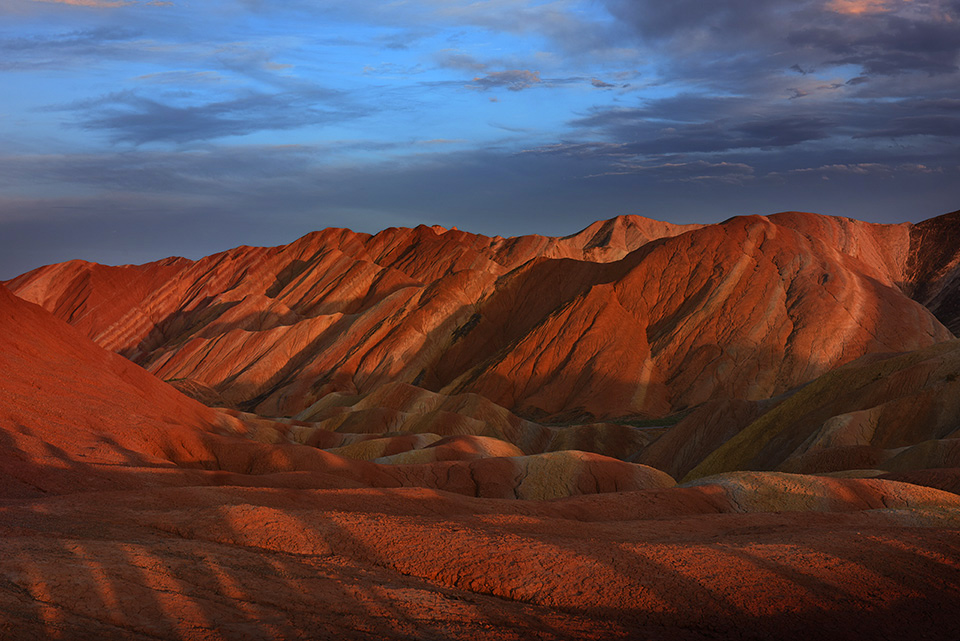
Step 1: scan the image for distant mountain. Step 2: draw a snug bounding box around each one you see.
[7,211,956,423]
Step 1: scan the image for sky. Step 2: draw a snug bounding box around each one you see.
[1,0,958,278]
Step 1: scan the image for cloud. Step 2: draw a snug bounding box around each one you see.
[437,50,598,92]
[0,22,297,90]
[468,69,541,91]
[0,145,323,200]
[566,98,836,154]
[588,159,756,183]
[0,26,144,70]
[735,116,834,148]
[435,50,488,72]
[64,89,359,144]
[134,70,224,84]
[361,62,424,77]
[604,0,960,83]
[827,0,896,15]
[857,114,960,137]
[787,12,960,76]
[31,0,131,6]
[551,76,960,177]
[526,84,959,189]
[770,161,943,178]
[30,0,173,6]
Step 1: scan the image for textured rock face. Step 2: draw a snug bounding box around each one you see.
[6,211,955,422]
[0,284,674,502]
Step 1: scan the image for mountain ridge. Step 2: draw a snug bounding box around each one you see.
[6,210,957,422]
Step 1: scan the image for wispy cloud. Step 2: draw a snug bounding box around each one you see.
[588,159,756,183]
[31,0,131,6]
[30,0,173,7]
[566,101,836,154]
[769,162,943,179]
[133,70,224,84]
[0,26,143,70]
[826,0,898,15]
[467,69,541,91]
[62,88,360,144]
[434,49,488,72]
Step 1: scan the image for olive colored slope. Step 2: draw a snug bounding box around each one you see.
[686,339,960,481]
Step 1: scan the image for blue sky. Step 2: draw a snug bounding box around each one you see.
[1,0,958,277]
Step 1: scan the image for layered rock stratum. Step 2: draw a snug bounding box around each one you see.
[2,209,960,640]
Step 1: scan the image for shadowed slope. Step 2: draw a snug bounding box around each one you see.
[637,399,773,480]
[686,339,960,481]
[0,283,230,497]
[906,209,960,335]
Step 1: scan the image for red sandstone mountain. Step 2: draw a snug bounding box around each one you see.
[6,211,955,424]
[3,285,960,639]
[3,208,960,639]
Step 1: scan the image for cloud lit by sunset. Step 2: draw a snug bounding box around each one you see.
[828,0,896,14]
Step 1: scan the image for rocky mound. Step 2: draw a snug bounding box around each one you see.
[376,435,525,463]
[683,471,960,513]
[396,450,675,500]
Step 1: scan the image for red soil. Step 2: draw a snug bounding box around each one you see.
[1,482,959,640]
